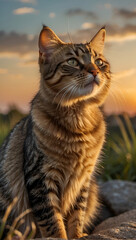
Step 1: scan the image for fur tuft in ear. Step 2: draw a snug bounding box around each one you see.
[89,27,106,54]
[39,26,64,60]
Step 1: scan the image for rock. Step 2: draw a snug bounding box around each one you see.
[89,203,114,232]
[93,209,136,232]
[100,180,136,215]
[86,209,136,240]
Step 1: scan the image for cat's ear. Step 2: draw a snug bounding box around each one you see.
[89,27,106,54]
[39,25,64,60]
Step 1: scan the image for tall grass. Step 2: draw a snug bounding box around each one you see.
[0,120,11,146]
[0,198,36,240]
[0,109,26,146]
[102,114,136,181]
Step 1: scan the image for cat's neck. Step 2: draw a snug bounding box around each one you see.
[31,92,103,134]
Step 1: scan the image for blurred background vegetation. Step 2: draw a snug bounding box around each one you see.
[0,108,136,182]
[0,108,26,146]
[102,114,136,182]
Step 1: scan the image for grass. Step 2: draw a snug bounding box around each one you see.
[0,198,36,240]
[102,113,136,181]
[0,108,26,146]
[0,123,10,147]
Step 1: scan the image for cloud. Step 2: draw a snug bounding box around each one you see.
[106,24,136,42]
[0,52,23,59]
[113,69,136,80]
[0,23,136,61]
[60,24,136,43]
[114,8,136,19]
[107,34,136,42]
[104,87,136,116]
[81,22,95,29]
[104,3,112,9]
[0,31,38,56]
[8,73,23,80]
[49,12,56,18]
[13,7,36,15]
[18,59,37,67]
[18,0,37,4]
[0,68,8,74]
[66,8,97,20]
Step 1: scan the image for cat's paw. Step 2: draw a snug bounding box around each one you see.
[71,233,88,239]
[79,233,88,238]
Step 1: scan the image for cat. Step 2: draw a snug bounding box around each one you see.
[0,26,111,239]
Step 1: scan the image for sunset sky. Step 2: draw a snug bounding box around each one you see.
[0,0,136,115]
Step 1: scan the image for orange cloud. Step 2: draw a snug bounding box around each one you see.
[49,12,56,18]
[0,71,38,114]
[13,7,36,15]
[0,52,20,58]
[0,51,38,60]
[107,34,136,43]
[113,69,136,80]
[81,22,95,29]
[0,68,8,74]
[104,88,136,116]
[104,3,112,9]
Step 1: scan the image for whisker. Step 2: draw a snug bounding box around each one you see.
[56,85,75,109]
[107,84,127,113]
[67,17,74,44]
[53,82,76,104]
[65,84,78,103]
[56,83,79,110]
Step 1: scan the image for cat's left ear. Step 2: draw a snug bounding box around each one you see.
[89,27,106,54]
[39,25,65,60]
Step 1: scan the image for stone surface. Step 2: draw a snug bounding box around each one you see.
[87,209,136,239]
[89,203,114,232]
[100,180,136,215]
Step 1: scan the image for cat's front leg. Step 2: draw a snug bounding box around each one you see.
[26,177,67,239]
[38,206,67,239]
[67,181,90,239]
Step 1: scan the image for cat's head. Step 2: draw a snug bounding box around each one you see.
[38,26,111,107]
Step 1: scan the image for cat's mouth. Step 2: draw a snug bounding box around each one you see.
[84,76,100,90]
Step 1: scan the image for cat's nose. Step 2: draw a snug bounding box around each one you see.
[85,64,99,77]
[90,69,98,77]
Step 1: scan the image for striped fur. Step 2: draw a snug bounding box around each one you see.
[0,26,111,238]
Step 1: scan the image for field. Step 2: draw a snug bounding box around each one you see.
[0,108,136,182]
[102,114,136,181]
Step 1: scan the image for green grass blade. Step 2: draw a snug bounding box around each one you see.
[115,115,131,151]
[124,113,136,147]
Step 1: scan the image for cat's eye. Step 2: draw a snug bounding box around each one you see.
[95,58,103,67]
[67,58,78,67]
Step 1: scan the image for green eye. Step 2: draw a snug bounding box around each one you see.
[67,58,78,66]
[95,58,103,67]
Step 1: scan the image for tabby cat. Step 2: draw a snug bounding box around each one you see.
[0,26,111,239]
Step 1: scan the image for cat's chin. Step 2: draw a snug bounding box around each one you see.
[80,80,99,98]
[58,82,100,107]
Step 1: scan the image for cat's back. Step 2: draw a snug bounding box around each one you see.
[0,116,30,210]
[0,116,28,162]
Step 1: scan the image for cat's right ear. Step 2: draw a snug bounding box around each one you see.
[89,27,106,54]
[39,26,64,62]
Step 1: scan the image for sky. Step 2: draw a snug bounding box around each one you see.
[0,0,136,115]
